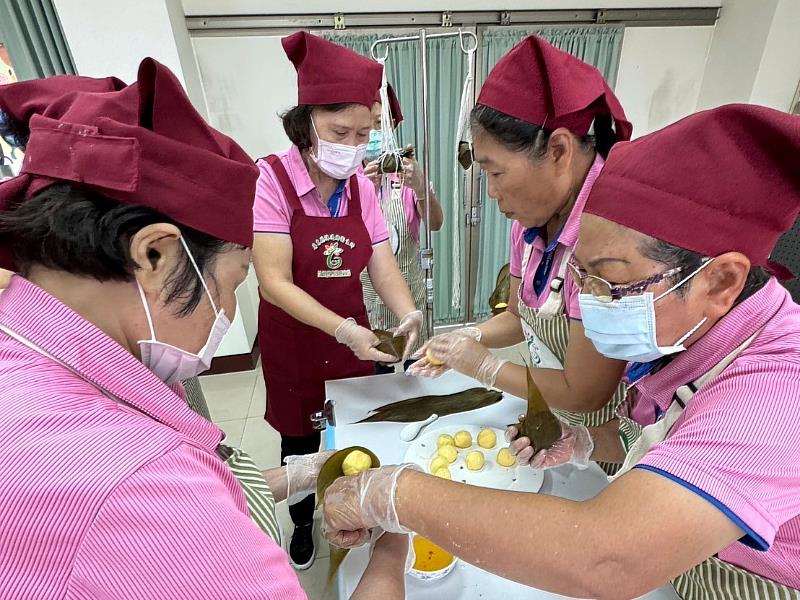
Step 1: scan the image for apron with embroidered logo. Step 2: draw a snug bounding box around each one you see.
[611,330,799,599]
[361,176,428,355]
[516,242,628,475]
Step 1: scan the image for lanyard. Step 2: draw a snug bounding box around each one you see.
[524,227,563,297]
[327,179,347,217]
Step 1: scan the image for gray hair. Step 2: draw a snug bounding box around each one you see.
[638,237,770,304]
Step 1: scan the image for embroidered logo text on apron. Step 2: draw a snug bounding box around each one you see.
[312,234,356,278]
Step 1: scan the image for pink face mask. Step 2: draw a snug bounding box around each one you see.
[137,238,231,386]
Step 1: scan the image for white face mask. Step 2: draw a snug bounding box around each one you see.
[138,237,232,385]
[579,259,713,363]
[310,118,366,179]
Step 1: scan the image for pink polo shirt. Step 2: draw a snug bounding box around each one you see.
[631,278,800,588]
[254,145,389,245]
[508,154,604,318]
[0,277,305,599]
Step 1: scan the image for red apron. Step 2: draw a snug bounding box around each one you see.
[259,155,374,436]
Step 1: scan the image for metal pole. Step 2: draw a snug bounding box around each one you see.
[418,27,435,336]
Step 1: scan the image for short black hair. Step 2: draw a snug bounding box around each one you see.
[470,104,619,159]
[0,183,234,316]
[281,103,361,151]
[639,237,770,305]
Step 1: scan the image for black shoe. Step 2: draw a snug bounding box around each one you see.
[289,523,315,570]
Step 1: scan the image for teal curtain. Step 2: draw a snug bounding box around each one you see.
[322,32,468,324]
[472,26,624,321]
[0,0,75,80]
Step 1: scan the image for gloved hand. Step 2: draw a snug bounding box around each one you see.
[335,317,396,363]
[407,327,483,378]
[285,450,337,505]
[368,529,414,573]
[395,310,423,360]
[506,417,594,470]
[363,161,382,192]
[401,157,427,198]
[409,332,507,388]
[323,464,421,549]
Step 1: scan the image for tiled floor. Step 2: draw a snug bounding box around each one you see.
[200,368,333,598]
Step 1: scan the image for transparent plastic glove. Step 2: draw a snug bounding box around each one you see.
[506,416,594,470]
[285,450,336,505]
[408,327,484,378]
[395,310,423,360]
[323,464,421,549]
[335,317,396,363]
[410,333,507,387]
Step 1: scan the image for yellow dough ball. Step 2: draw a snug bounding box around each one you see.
[429,456,449,474]
[494,302,508,310]
[342,450,373,476]
[433,467,452,480]
[437,444,458,464]
[426,349,445,366]
[465,450,485,471]
[496,448,517,467]
[477,428,497,449]
[437,434,455,448]
[454,430,472,449]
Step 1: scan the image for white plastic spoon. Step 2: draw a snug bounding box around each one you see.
[400,414,439,442]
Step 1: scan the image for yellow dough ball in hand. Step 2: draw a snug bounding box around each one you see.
[477,428,497,449]
[433,467,452,480]
[437,434,455,448]
[342,450,373,476]
[429,455,449,474]
[425,349,445,366]
[437,444,458,464]
[465,450,485,471]
[454,430,472,449]
[497,447,517,467]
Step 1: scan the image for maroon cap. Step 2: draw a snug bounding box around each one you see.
[0,58,258,270]
[478,35,632,141]
[585,104,800,279]
[283,32,382,108]
[373,84,403,125]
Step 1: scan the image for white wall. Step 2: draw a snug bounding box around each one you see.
[53,0,256,358]
[615,26,714,136]
[750,0,800,111]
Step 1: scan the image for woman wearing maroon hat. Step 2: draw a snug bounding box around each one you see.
[0,61,410,598]
[322,104,800,599]
[361,84,443,367]
[252,32,422,568]
[412,35,635,474]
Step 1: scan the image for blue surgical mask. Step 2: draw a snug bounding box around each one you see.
[579,260,713,363]
[365,129,383,162]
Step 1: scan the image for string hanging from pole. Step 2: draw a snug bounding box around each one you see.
[451,36,477,316]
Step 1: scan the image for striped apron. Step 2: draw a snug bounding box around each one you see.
[361,176,428,355]
[182,378,281,544]
[612,332,800,599]
[516,242,628,476]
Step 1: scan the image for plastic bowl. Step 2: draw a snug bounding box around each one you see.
[408,535,458,582]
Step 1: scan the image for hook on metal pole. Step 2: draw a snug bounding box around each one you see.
[458,29,478,54]
[370,39,390,61]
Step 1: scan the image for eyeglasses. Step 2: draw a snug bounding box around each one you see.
[566,259,684,303]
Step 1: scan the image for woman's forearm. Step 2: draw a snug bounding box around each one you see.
[415,187,444,232]
[394,470,607,598]
[350,534,408,600]
[261,467,289,503]
[475,310,526,348]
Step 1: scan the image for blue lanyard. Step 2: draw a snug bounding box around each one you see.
[327,180,347,217]
[524,227,563,297]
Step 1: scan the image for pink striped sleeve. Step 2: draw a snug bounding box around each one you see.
[637,357,800,548]
[67,444,305,600]
[509,222,524,278]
